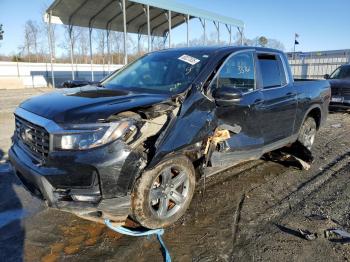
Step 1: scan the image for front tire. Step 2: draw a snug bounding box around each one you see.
[298,117,317,150]
[132,155,195,229]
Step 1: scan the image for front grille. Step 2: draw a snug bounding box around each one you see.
[331,87,350,96]
[331,87,342,96]
[342,88,350,96]
[15,115,50,159]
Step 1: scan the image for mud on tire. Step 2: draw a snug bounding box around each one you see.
[132,155,196,229]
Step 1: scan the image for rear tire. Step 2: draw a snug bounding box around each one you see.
[132,155,195,229]
[297,117,317,150]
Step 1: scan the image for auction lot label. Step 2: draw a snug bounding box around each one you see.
[178,54,200,65]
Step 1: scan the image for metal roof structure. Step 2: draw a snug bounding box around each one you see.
[45,0,245,87]
[47,0,244,36]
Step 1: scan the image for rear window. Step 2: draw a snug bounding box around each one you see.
[258,54,287,88]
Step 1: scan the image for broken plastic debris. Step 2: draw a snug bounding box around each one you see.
[331,123,342,128]
[298,228,317,241]
[292,155,311,170]
[325,228,350,239]
[204,129,230,155]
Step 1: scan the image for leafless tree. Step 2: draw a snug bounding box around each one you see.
[109,31,135,64]
[265,38,285,51]
[110,31,123,64]
[76,28,89,63]
[94,30,106,65]
[23,20,40,62]
[41,11,58,63]
[60,25,82,62]
[152,36,166,51]
[242,35,285,51]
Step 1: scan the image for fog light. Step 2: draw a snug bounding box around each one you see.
[71,194,101,203]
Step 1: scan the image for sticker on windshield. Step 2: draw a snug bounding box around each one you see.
[178,54,200,65]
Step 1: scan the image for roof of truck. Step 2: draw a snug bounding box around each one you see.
[153,46,285,54]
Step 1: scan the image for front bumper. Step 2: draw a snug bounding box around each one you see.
[330,95,350,109]
[9,138,145,224]
[329,101,350,109]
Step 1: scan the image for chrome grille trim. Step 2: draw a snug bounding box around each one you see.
[15,116,50,159]
[14,108,63,157]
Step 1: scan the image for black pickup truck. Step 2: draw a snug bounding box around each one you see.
[9,47,330,229]
[325,64,350,109]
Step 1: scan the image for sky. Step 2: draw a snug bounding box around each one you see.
[0,0,350,56]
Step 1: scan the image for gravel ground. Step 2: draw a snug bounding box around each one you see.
[1,88,350,262]
[0,88,51,161]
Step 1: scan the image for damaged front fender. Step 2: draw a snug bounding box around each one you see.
[149,89,218,168]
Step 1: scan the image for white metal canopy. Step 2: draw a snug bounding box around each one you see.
[45,0,245,87]
[46,0,244,37]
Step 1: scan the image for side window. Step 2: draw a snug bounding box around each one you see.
[258,54,287,88]
[211,52,255,93]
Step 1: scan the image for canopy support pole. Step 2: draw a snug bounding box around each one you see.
[151,35,155,50]
[68,25,75,80]
[167,10,171,48]
[225,24,232,45]
[238,27,244,46]
[121,0,128,64]
[186,14,189,47]
[213,21,220,43]
[89,27,94,81]
[147,5,151,52]
[199,18,206,45]
[163,33,167,47]
[137,33,142,54]
[106,28,111,74]
[47,10,55,88]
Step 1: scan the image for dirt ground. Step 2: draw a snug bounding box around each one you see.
[1,88,350,262]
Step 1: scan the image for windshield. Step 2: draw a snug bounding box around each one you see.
[330,65,350,79]
[102,51,211,94]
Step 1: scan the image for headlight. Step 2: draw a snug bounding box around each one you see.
[52,120,136,151]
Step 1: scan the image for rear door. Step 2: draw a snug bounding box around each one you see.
[210,50,265,165]
[257,53,297,146]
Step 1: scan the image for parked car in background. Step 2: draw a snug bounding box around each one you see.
[61,79,100,88]
[60,69,119,88]
[325,64,350,109]
[9,47,330,229]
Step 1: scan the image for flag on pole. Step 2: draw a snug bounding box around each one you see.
[294,33,300,45]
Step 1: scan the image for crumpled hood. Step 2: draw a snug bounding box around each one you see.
[19,85,172,124]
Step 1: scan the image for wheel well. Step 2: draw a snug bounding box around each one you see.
[307,107,321,130]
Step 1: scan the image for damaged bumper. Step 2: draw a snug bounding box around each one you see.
[9,137,145,224]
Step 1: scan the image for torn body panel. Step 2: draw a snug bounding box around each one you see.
[150,90,218,168]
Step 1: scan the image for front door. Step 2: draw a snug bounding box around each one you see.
[210,50,265,165]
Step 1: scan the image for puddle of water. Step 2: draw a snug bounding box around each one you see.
[0,209,27,228]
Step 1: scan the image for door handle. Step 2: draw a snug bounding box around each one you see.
[286,92,296,96]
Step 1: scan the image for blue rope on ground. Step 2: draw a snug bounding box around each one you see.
[104,219,171,262]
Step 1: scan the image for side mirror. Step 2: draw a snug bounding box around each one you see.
[324,74,330,79]
[213,86,243,106]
